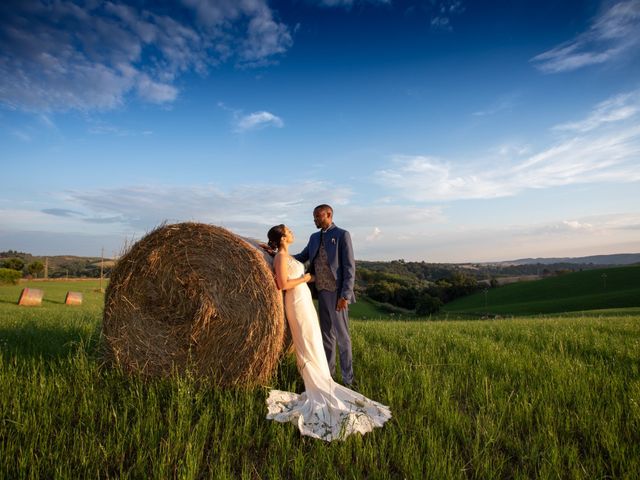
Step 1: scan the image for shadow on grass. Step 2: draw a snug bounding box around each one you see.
[0,322,101,360]
[42,298,65,305]
[0,299,64,305]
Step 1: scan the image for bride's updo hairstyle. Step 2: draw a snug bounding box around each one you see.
[267,224,287,251]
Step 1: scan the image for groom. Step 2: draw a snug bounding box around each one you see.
[295,204,356,387]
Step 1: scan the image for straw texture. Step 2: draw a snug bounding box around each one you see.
[103,222,285,386]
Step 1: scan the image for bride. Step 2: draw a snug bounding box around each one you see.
[265,224,391,441]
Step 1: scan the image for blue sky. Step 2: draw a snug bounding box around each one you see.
[1,0,639,262]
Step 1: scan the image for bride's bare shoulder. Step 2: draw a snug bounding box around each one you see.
[274,252,289,262]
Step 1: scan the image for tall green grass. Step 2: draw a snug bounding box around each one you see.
[1,281,638,478]
[445,265,640,315]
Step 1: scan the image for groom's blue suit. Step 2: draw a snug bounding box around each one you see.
[295,223,356,384]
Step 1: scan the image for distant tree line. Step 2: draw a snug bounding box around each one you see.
[0,257,45,282]
[354,258,616,316]
[0,251,112,281]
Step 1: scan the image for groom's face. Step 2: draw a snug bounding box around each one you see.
[313,208,332,230]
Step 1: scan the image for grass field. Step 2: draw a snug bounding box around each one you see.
[444,265,640,316]
[1,280,639,478]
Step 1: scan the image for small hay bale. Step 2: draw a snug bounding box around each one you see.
[18,288,44,306]
[102,222,285,387]
[65,291,83,305]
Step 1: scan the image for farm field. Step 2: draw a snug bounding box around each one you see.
[444,265,640,316]
[1,280,639,478]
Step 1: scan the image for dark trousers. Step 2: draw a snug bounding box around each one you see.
[317,289,353,384]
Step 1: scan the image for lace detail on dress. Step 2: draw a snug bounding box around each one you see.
[266,386,392,442]
[286,255,303,279]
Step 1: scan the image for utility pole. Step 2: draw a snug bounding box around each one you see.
[44,257,48,279]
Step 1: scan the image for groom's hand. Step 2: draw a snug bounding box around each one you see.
[336,297,348,311]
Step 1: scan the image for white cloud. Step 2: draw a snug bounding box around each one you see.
[235,111,284,132]
[349,213,640,262]
[136,75,179,104]
[375,90,640,201]
[531,0,640,73]
[494,143,532,157]
[52,181,350,234]
[553,91,640,133]
[0,0,292,112]
[366,227,381,241]
[0,180,358,255]
[2,189,638,262]
[241,7,293,66]
[0,207,119,234]
[507,213,640,240]
[562,220,594,230]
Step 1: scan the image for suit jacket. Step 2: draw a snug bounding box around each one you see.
[295,223,356,303]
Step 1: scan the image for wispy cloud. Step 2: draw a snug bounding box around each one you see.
[312,0,391,7]
[0,1,292,112]
[235,111,284,132]
[6,186,446,256]
[511,213,640,238]
[531,0,640,73]
[351,212,640,262]
[312,0,464,32]
[375,89,640,201]
[86,120,152,137]
[493,143,532,157]
[2,191,636,261]
[10,129,31,142]
[430,0,465,31]
[42,208,82,217]
[553,90,640,132]
[38,114,55,128]
[57,181,350,235]
[473,93,520,117]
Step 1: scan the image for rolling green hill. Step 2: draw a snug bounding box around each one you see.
[443,265,640,315]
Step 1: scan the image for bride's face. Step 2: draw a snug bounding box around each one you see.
[283,226,294,245]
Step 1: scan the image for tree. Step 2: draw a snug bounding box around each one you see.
[28,261,44,278]
[416,293,443,315]
[0,268,22,285]
[393,286,418,310]
[366,281,397,304]
[1,257,24,272]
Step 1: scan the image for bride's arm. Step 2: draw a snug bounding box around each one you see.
[274,253,312,291]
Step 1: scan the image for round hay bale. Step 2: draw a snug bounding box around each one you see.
[103,222,285,387]
[240,236,294,354]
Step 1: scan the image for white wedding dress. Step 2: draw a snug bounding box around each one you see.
[266,256,391,441]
